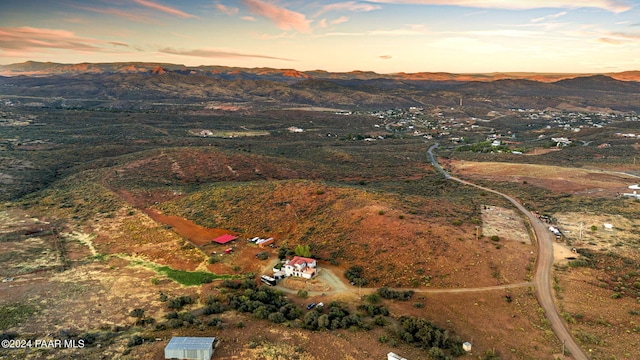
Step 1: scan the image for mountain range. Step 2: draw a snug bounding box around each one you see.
[1,61,639,112]
[2,61,640,83]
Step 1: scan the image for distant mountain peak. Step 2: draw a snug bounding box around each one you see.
[150,66,167,75]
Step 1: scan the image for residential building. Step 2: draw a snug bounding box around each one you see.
[282,256,317,279]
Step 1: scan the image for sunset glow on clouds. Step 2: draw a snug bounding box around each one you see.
[0,0,639,73]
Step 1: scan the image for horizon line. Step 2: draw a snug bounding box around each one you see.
[1,60,639,76]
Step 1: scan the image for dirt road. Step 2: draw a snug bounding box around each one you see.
[428,143,589,360]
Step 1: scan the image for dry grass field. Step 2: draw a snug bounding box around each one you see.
[446,159,640,360]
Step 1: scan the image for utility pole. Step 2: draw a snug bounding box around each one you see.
[562,339,565,359]
[579,222,583,241]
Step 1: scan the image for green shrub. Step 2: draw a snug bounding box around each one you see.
[344,266,369,286]
[127,335,143,347]
[366,293,381,304]
[377,287,414,301]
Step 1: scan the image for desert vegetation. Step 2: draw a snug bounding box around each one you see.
[1,67,639,359]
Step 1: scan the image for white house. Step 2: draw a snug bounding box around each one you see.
[282,256,317,279]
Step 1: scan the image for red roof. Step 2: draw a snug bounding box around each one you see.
[212,234,238,244]
[290,256,315,267]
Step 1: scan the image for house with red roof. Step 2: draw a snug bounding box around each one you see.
[282,256,317,279]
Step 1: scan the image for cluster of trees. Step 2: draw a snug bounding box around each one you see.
[397,316,466,359]
[227,286,302,324]
[203,295,225,315]
[221,279,256,290]
[341,133,374,141]
[164,310,198,329]
[455,141,512,154]
[278,246,295,260]
[344,265,369,286]
[377,286,414,301]
[166,295,194,309]
[357,303,390,317]
[128,308,154,326]
[303,301,368,331]
[295,244,311,257]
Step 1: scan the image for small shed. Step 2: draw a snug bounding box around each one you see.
[387,352,408,360]
[212,234,237,244]
[463,342,472,352]
[164,337,216,360]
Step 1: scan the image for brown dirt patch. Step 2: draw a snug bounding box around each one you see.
[553,212,639,250]
[143,208,233,247]
[90,208,207,271]
[450,160,636,197]
[278,276,331,293]
[387,287,559,359]
[556,267,640,359]
[481,205,531,244]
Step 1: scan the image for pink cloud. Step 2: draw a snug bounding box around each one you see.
[133,0,198,18]
[241,16,257,21]
[331,16,349,25]
[75,5,158,23]
[0,27,105,53]
[597,37,627,44]
[316,1,382,16]
[318,19,328,28]
[159,47,293,61]
[242,0,312,33]
[216,3,239,16]
[610,31,640,40]
[367,0,632,13]
[109,41,130,48]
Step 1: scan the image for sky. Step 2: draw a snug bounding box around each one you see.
[1,0,639,73]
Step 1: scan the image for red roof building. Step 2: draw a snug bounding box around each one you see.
[212,234,238,244]
[282,256,317,279]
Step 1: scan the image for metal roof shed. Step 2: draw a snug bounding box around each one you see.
[164,337,216,360]
[212,234,238,244]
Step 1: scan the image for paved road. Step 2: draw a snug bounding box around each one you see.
[428,143,589,360]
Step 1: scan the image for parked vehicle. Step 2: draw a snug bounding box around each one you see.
[306,302,316,310]
[260,275,276,286]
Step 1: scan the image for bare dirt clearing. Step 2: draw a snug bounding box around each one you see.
[143,208,233,247]
[481,205,531,244]
[450,161,636,197]
[554,212,640,250]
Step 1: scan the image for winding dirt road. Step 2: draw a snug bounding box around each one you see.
[428,143,588,360]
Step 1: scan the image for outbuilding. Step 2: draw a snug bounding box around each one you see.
[164,337,217,360]
[212,234,237,245]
